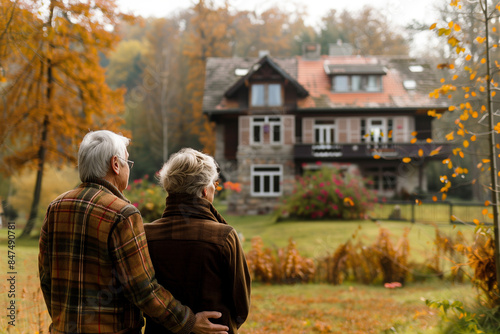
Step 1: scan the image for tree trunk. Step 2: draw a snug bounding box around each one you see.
[20,2,54,238]
[20,115,48,238]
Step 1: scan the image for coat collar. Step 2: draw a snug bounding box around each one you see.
[162,193,227,225]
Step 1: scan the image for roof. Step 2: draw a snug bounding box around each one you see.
[203,56,300,111]
[203,54,447,112]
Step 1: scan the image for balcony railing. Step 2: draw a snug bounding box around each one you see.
[294,142,452,160]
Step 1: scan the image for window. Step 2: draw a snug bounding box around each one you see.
[314,119,336,144]
[251,84,282,107]
[334,76,349,92]
[362,118,393,143]
[332,75,383,92]
[251,116,282,144]
[251,165,282,196]
[365,167,397,192]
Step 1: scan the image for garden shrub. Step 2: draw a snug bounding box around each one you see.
[277,167,376,220]
[125,175,166,223]
[246,236,315,284]
[317,226,410,285]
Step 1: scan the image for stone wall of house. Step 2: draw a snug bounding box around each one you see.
[226,145,295,215]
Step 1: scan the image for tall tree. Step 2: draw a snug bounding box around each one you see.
[0,0,130,237]
[334,5,409,55]
[183,0,233,153]
[427,0,500,287]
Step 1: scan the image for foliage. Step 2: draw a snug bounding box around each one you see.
[277,167,377,220]
[0,0,130,174]
[458,224,499,307]
[317,226,411,285]
[426,298,484,333]
[124,175,166,223]
[245,236,315,284]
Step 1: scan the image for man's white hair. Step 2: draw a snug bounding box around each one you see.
[78,130,130,182]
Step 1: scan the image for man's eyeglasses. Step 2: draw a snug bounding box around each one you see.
[214,179,221,191]
[117,156,134,169]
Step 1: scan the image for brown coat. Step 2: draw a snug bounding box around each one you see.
[144,193,251,334]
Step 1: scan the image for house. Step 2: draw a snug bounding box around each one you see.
[203,44,450,215]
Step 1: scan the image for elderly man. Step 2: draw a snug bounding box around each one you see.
[39,130,229,334]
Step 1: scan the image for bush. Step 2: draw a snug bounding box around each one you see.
[125,175,166,223]
[277,167,377,220]
[245,236,315,284]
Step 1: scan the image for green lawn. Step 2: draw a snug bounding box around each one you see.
[0,210,481,334]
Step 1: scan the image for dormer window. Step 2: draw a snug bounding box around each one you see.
[251,83,282,107]
[325,64,385,93]
[332,75,382,92]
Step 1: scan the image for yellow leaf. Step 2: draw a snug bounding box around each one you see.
[426,138,432,143]
[476,36,486,43]
[463,140,469,148]
[451,215,456,221]
[442,193,447,201]
[440,78,445,83]
[482,208,488,215]
[489,213,494,219]
[466,54,472,61]
[415,199,422,205]
[418,149,424,157]
[493,91,497,97]
[483,159,490,163]
[403,157,411,163]
[449,105,456,111]
[459,151,464,158]
[473,219,480,225]
[452,74,458,80]
[471,135,476,141]
[446,132,454,141]
[453,23,461,31]
[430,23,437,30]
[373,155,381,159]
[411,131,418,136]
[432,196,437,202]
[481,58,486,64]
[411,138,417,144]
[485,200,491,206]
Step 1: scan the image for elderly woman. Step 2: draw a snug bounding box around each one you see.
[144,148,251,334]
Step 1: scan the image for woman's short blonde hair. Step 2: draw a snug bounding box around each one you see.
[158,148,219,197]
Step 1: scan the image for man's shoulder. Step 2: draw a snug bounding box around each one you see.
[51,184,139,218]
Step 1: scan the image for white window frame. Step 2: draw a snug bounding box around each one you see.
[365,118,393,143]
[250,116,282,145]
[313,119,337,144]
[251,164,283,197]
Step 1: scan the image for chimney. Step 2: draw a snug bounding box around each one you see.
[258,50,270,58]
[302,43,321,60]
[328,40,354,56]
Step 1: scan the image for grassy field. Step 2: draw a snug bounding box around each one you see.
[0,210,480,334]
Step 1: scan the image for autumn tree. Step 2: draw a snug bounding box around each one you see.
[0,0,130,237]
[426,0,500,289]
[183,0,234,153]
[323,5,409,56]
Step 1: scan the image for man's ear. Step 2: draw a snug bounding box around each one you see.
[110,156,120,175]
[202,188,207,198]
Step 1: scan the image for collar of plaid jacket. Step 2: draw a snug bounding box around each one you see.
[83,176,131,203]
[161,193,228,225]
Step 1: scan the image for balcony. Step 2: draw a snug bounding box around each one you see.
[294,142,452,160]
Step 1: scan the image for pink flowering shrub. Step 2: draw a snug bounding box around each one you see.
[279,167,376,220]
[125,175,166,223]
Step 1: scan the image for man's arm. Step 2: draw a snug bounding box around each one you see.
[110,210,228,334]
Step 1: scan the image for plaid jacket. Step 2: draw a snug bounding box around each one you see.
[38,178,195,334]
